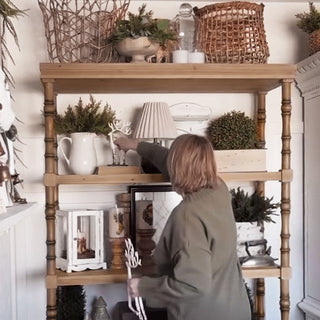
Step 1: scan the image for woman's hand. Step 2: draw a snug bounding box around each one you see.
[127,278,140,298]
[114,137,140,152]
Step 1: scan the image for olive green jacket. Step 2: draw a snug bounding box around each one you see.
[137,142,251,320]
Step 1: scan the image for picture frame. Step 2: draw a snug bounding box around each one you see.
[128,184,182,247]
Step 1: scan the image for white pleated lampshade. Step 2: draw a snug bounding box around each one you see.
[134,102,177,139]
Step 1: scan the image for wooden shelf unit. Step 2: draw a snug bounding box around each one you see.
[40,63,296,320]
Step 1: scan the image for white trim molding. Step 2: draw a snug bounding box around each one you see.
[296,52,320,100]
[296,52,320,320]
[299,298,320,320]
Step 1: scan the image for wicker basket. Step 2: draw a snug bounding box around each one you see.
[309,30,320,56]
[38,0,130,63]
[194,1,269,64]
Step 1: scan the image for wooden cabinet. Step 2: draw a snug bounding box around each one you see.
[40,63,296,320]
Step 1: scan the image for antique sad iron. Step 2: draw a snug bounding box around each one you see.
[240,239,278,267]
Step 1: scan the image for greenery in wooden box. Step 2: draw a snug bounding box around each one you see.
[206,110,265,172]
[206,110,260,150]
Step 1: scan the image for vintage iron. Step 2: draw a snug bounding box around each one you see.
[240,239,278,267]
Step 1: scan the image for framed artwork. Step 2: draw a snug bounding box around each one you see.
[128,184,182,247]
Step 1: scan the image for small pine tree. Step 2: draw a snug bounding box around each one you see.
[57,285,86,320]
[54,95,116,135]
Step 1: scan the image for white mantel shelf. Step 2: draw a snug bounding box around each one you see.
[296,52,320,99]
[0,202,40,234]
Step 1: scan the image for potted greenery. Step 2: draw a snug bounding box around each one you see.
[55,95,116,135]
[206,110,265,172]
[230,187,279,259]
[55,95,117,175]
[296,1,320,55]
[230,187,279,224]
[108,4,177,62]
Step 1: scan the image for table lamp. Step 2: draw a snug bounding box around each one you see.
[133,101,177,143]
[133,102,177,173]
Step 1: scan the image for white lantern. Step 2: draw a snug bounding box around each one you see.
[56,209,107,273]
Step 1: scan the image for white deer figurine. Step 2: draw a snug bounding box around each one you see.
[108,120,132,165]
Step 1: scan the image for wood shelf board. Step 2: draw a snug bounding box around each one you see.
[49,266,281,287]
[40,63,296,94]
[242,265,281,278]
[55,269,127,287]
[44,171,282,186]
[43,172,167,186]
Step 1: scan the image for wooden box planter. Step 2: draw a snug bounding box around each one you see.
[215,149,266,172]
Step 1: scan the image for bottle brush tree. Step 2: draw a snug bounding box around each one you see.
[57,285,86,320]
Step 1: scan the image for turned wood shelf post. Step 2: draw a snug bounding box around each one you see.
[280,79,293,320]
[43,80,58,320]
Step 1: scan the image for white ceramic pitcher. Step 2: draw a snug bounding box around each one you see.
[59,132,97,175]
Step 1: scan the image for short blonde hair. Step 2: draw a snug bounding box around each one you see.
[167,134,218,196]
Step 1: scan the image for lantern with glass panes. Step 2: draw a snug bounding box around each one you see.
[56,209,107,272]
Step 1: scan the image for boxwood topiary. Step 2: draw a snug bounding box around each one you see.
[206,110,260,150]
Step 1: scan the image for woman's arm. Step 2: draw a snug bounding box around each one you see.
[115,137,170,179]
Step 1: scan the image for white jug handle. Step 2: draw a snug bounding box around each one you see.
[58,136,72,166]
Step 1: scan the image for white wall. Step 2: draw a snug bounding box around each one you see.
[5,0,310,319]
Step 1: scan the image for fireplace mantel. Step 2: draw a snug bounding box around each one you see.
[296,52,320,320]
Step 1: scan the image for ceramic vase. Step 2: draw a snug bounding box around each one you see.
[59,132,97,175]
[116,37,159,63]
